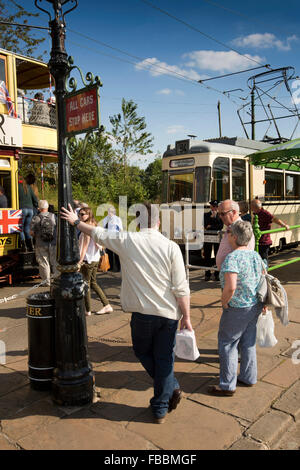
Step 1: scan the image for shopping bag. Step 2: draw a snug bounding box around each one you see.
[256,309,278,348]
[257,270,286,308]
[99,252,110,272]
[174,329,200,361]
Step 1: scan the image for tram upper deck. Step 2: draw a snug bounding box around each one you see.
[0,49,57,261]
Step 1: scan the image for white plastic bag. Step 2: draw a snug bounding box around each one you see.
[174,329,200,361]
[256,309,278,348]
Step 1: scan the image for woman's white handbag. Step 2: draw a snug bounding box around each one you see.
[256,309,278,348]
[174,329,200,361]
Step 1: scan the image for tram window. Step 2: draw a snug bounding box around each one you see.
[232,159,246,201]
[162,171,168,203]
[286,174,300,199]
[212,157,229,202]
[0,56,6,83]
[265,171,283,200]
[0,171,12,207]
[169,172,193,202]
[195,166,211,203]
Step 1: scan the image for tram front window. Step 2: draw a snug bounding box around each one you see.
[232,159,246,201]
[195,166,211,203]
[0,56,6,83]
[211,157,229,202]
[0,170,12,207]
[169,172,193,202]
[265,171,283,200]
[286,174,300,199]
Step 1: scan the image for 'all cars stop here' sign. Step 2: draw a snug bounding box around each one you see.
[65,85,100,136]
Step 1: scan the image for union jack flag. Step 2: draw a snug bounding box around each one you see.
[0,80,17,118]
[0,210,22,234]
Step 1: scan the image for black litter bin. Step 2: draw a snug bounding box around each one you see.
[26,292,55,390]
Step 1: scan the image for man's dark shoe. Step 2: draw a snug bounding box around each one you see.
[153,415,166,424]
[204,271,211,281]
[213,272,219,281]
[168,389,182,413]
[208,385,235,397]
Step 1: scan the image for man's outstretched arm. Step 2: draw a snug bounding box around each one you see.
[60,204,94,236]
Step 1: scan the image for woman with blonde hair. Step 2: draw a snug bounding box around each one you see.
[78,207,113,316]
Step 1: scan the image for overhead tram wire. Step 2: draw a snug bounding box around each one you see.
[68,31,203,87]
[0,20,50,31]
[67,32,244,107]
[0,19,252,110]
[138,0,272,70]
[201,0,297,37]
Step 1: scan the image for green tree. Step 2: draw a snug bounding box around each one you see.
[70,131,113,204]
[143,157,162,202]
[109,98,154,180]
[0,1,46,58]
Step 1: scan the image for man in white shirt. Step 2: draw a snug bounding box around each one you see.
[216,199,255,271]
[61,202,192,424]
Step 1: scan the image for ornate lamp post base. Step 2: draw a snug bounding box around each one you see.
[52,270,94,406]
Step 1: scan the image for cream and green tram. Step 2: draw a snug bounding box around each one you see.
[161,137,300,251]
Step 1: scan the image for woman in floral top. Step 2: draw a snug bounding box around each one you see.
[208,220,264,396]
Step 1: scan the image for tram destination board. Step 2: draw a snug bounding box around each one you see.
[65,84,100,137]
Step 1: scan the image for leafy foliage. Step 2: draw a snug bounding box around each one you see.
[109,99,154,178]
[0,1,46,58]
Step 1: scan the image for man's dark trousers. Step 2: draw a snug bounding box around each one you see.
[130,312,179,419]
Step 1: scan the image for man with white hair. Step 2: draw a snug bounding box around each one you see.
[216,199,255,271]
[30,200,58,286]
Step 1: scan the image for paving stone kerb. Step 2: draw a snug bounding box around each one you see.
[272,381,300,421]
[0,251,300,450]
[245,410,293,447]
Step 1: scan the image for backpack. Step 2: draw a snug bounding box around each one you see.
[38,213,55,242]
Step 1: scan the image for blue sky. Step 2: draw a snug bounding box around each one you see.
[14,0,300,166]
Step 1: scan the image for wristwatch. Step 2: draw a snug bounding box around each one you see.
[73,219,80,226]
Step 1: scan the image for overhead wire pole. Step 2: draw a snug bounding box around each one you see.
[251,85,255,140]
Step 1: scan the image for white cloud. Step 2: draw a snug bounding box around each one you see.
[135,57,203,81]
[232,33,298,51]
[156,88,185,96]
[156,88,172,95]
[183,50,265,73]
[167,125,187,135]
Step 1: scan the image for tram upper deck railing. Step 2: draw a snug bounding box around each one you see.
[17,96,56,129]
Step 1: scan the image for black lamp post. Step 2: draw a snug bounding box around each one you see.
[35,0,94,406]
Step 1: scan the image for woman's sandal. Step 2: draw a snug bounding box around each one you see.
[208,385,235,397]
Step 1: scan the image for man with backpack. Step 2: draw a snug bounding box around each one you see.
[30,200,58,286]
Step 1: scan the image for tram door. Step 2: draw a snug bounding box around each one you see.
[211,157,230,202]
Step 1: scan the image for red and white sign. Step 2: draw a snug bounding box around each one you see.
[0,210,22,234]
[65,85,100,136]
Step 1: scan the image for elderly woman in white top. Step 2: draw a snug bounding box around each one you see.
[102,206,123,272]
[78,207,113,315]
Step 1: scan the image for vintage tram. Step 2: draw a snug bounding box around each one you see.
[0,48,57,284]
[161,137,300,252]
